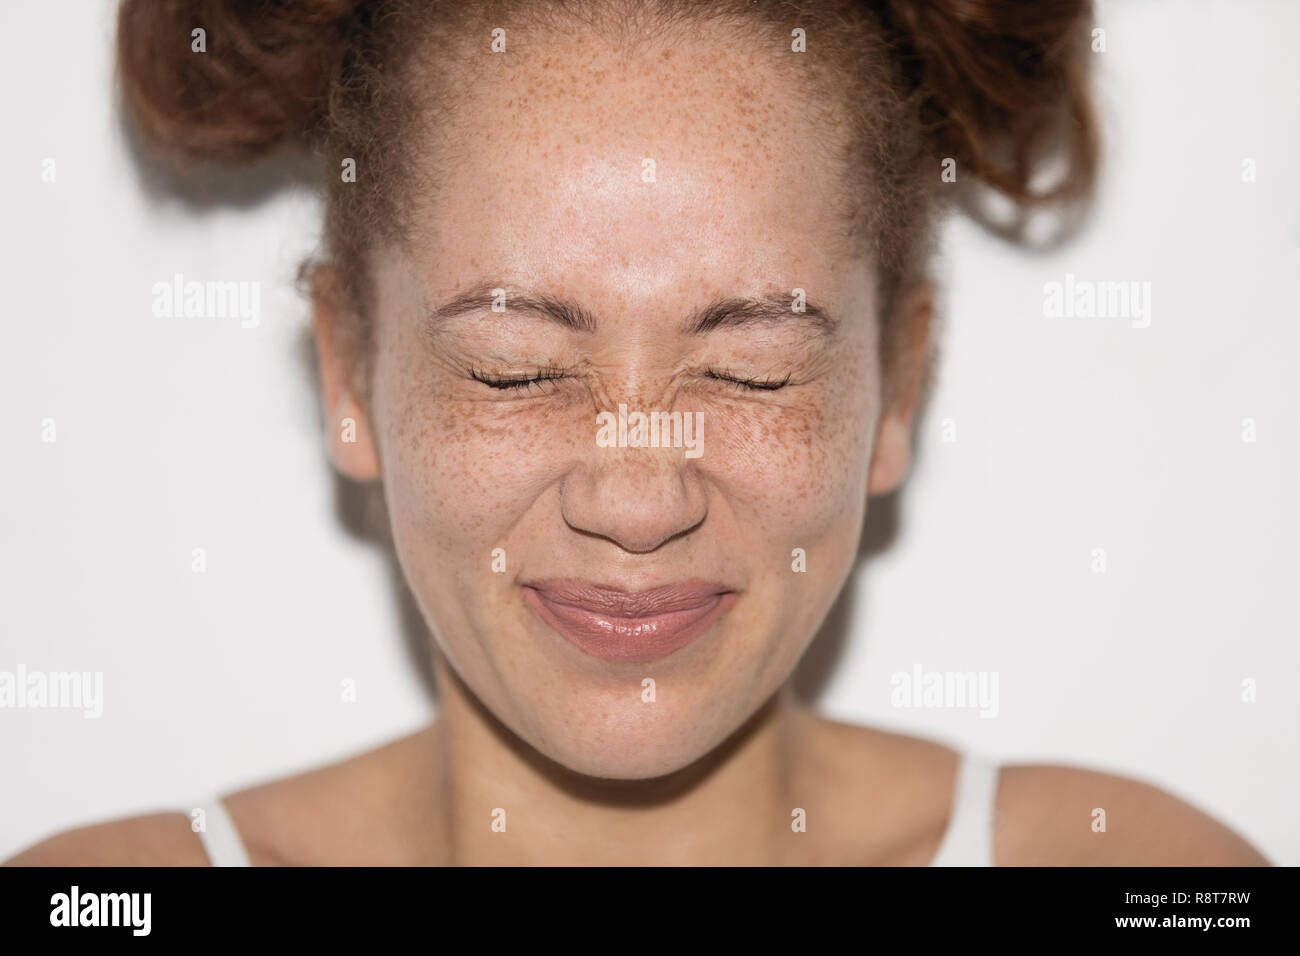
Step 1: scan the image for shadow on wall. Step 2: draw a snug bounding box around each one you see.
[116,88,320,210]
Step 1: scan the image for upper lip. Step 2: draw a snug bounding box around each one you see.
[521,578,734,616]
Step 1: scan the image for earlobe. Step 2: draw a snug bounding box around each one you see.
[867,413,912,496]
[325,393,381,481]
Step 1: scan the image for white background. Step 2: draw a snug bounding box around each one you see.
[1,0,1296,863]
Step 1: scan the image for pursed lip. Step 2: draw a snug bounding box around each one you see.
[520,578,738,663]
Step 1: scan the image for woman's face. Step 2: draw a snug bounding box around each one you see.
[330,29,914,778]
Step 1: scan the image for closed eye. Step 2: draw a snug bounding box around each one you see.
[469,367,569,392]
[703,369,792,391]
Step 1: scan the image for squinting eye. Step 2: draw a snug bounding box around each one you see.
[469,367,569,392]
[703,369,791,391]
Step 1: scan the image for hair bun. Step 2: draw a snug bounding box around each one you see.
[879,0,1100,205]
[117,0,361,164]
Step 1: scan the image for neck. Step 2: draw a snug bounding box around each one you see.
[428,658,810,865]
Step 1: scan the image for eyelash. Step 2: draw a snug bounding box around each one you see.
[702,370,792,391]
[469,366,569,392]
[467,367,792,392]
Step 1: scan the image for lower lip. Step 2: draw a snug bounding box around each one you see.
[522,587,737,663]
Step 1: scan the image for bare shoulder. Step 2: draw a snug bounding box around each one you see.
[995,764,1271,866]
[221,726,442,866]
[796,714,1269,866]
[5,727,441,867]
[4,812,207,866]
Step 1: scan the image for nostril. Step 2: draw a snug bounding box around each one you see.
[559,457,708,554]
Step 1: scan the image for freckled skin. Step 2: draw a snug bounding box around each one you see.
[367,27,881,779]
[8,10,1273,871]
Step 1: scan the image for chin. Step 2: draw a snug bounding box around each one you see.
[508,679,760,782]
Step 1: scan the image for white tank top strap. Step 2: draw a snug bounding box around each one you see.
[929,751,1001,867]
[186,797,252,867]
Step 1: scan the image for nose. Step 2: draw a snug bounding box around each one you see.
[560,443,708,554]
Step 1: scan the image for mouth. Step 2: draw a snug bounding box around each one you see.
[520,579,738,663]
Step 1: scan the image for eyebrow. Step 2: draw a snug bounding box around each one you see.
[426,282,837,337]
[687,293,836,336]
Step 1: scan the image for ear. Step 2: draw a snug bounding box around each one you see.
[310,264,381,481]
[868,281,936,496]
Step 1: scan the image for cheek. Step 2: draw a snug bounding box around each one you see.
[699,356,878,542]
[370,341,584,554]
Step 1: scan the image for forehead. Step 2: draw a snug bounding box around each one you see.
[414,24,860,308]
